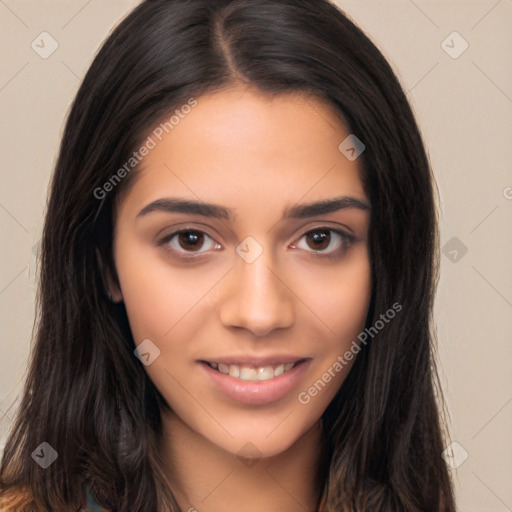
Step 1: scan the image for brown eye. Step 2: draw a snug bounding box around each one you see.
[177,230,204,252]
[159,229,221,260]
[305,229,331,251]
[294,228,355,259]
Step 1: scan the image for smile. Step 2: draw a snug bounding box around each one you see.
[206,361,300,381]
[201,358,312,405]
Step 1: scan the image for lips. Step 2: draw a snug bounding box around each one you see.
[200,358,312,405]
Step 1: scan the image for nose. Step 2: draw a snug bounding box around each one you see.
[219,249,295,337]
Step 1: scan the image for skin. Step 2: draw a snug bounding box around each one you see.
[108,85,372,512]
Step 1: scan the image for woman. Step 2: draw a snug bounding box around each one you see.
[0,0,456,510]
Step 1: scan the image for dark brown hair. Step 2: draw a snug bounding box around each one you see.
[0,0,456,510]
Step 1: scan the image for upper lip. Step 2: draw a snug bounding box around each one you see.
[199,355,310,366]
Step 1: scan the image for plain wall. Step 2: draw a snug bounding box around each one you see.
[0,1,511,511]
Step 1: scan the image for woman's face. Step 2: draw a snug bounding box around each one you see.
[110,86,372,458]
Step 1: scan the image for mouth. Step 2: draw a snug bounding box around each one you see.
[199,358,312,405]
[201,359,307,382]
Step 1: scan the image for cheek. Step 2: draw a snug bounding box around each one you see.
[113,235,229,343]
[292,253,371,410]
[294,248,372,346]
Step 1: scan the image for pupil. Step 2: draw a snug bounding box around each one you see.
[308,230,330,250]
[179,231,203,251]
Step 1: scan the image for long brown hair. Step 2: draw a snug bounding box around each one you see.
[0,0,456,510]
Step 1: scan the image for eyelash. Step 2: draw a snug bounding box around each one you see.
[157,227,356,262]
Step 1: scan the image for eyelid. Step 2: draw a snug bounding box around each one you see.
[157,224,356,261]
[291,227,355,258]
[158,227,221,261]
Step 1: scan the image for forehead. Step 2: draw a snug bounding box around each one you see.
[116,86,367,219]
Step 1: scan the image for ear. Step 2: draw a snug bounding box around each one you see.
[105,267,123,303]
[95,246,123,303]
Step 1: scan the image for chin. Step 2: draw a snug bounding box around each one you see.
[202,414,322,461]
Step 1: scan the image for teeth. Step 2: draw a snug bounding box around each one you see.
[218,363,229,374]
[210,361,298,381]
[257,366,273,381]
[240,367,258,380]
[274,364,284,377]
[228,365,240,378]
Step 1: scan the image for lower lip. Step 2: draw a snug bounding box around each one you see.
[200,359,312,405]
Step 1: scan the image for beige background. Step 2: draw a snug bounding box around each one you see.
[1,1,511,510]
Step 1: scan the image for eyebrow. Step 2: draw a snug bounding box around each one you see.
[136,196,370,221]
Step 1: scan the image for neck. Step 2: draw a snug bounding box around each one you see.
[158,409,327,512]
